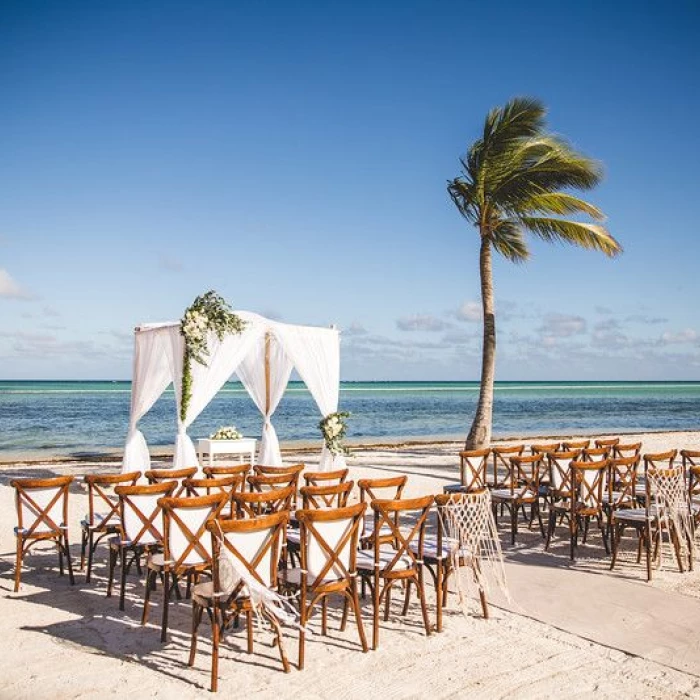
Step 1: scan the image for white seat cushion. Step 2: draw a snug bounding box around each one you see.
[443,483,467,494]
[286,529,300,545]
[410,536,471,561]
[613,507,657,523]
[355,548,413,572]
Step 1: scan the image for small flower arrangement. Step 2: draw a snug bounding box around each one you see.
[210,426,243,441]
[179,291,246,421]
[319,411,351,456]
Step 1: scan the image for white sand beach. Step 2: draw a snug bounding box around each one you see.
[2,432,700,699]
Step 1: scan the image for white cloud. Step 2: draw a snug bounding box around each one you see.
[454,301,482,322]
[344,322,368,336]
[537,314,587,339]
[660,328,698,345]
[0,269,32,299]
[396,314,451,332]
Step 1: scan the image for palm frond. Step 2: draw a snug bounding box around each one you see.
[520,217,622,257]
[491,220,530,263]
[447,177,479,224]
[514,192,606,220]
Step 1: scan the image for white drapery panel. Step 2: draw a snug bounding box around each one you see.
[121,329,173,474]
[164,322,265,469]
[272,324,342,471]
[236,333,294,466]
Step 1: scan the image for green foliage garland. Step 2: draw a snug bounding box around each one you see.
[179,291,246,421]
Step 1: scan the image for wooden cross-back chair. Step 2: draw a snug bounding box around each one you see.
[233,484,295,518]
[254,463,305,477]
[489,444,525,488]
[583,446,610,461]
[248,472,301,510]
[189,512,291,690]
[300,481,354,510]
[142,492,227,642]
[425,491,491,632]
[145,467,198,497]
[282,502,368,669]
[613,442,642,459]
[203,463,251,481]
[81,471,140,583]
[357,476,407,548]
[287,482,355,567]
[356,495,434,650]
[610,454,687,581]
[683,450,700,524]
[547,459,609,560]
[11,475,75,592]
[595,438,620,450]
[530,442,560,456]
[604,455,640,525]
[491,454,545,544]
[302,468,349,488]
[109,480,176,611]
[184,475,245,519]
[443,448,490,495]
[561,439,590,451]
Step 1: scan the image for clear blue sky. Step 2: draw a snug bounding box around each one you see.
[2,0,699,380]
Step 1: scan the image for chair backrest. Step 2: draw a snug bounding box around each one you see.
[491,444,524,486]
[209,511,288,593]
[357,476,407,503]
[457,449,490,492]
[647,463,688,513]
[84,471,140,527]
[115,481,177,546]
[613,442,642,459]
[296,502,366,586]
[159,492,227,568]
[548,451,578,494]
[571,459,608,511]
[643,450,678,472]
[561,439,590,451]
[300,481,354,509]
[145,467,198,497]
[530,442,560,456]
[254,463,305,477]
[583,447,610,461]
[233,484,295,518]
[509,454,544,499]
[682,450,700,500]
[369,496,434,574]
[608,455,640,509]
[12,475,73,537]
[184,475,245,518]
[303,468,349,488]
[203,463,251,480]
[248,472,300,508]
[595,438,620,449]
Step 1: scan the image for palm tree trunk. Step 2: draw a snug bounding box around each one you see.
[466,234,496,450]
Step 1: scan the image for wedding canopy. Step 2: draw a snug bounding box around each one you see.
[121,311,343,473]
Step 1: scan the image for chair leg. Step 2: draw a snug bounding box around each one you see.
[188,601,203,667]
[14,537,23,593]
[384,582,392,622]
[161,571,171,643]
[64,532,75,585]
[211,607,221,693]
[80,527,88,570]
[510,503,518,545]
[85,530,95,583]
[119,549,129,611]
[246,610,254,653]
[321,596,328,635]
[545,509,556,551]
[106,545,117,597]
[372,570,381,651]
[416,570,432,636]
[264,609,291,673]
[598,515,610,555]
[645,524,653,582]
[349,578,368,653]
[298,593,307,670]
[340,596,349,631]
[436,557,443,633]
[142,568,155,625]
[401,579,411,616]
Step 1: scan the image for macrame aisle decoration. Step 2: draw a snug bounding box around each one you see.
[179,291,246,421]
[438,490,510,614]
[648,467,696,571]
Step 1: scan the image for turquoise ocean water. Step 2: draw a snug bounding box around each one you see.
[1,380,699,459]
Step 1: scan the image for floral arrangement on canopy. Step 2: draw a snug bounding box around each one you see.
[180,291,246,421]
[210,426,242,440]
[319,411,350,456]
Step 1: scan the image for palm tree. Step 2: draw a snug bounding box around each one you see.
[448,97,622,449]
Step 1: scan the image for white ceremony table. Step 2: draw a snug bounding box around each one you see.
[197,438,257,467]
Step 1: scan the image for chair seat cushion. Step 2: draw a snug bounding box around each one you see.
[356,548,413,572]
[410,536,471,561]
[613,507,657,522]
[443,483,467,494]
[491,488,534,501]
[286,529,300,545]
[283,565,352,586]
